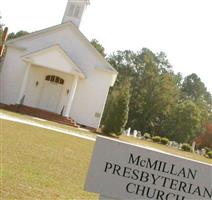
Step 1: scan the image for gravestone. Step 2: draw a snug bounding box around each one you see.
[201,149,206,156]
[85,136,212,200]
[171,141,179,148]
[196,149,200,155]
[127,127,131,136]
[192,141,196,152]
[133,130,138,138]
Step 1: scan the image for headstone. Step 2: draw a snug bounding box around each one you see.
[192,141,196,152]
[196,150,200,155]
[133,130,138,138]
[127,127,131,136]
[171,141,179,148]
[201,149,206,156]
[85,136,212,200]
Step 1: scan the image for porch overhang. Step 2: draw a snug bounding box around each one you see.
[21,45,85,79]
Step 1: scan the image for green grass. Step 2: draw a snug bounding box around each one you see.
[1,120,98,199]
[0,109,97,140]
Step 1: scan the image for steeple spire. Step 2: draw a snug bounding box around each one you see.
[62,0,90,28]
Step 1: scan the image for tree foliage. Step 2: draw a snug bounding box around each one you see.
[105,48,179,136]
[90,39,106,57]
[7,30,29,40]
[195,121,212,149]
[164,100,202,143]
[98,43,212,143]
[103,79,130,135]
[127,50,179,134]
[181,73,212,112]
[181,73,207,101]
[0,15,4,44]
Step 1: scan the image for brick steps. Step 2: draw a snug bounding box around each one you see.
[0,103,7,109]
[2,104,80,128]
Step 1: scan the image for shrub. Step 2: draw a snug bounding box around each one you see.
[207,151,212,159]
[181,143,192,152]
[143,133,151,139]
[205,147,210,154]
[103,80,130,136]
[152,136,161,143]
[161,137,169,145]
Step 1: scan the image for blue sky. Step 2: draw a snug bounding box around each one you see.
[1,0,212,92]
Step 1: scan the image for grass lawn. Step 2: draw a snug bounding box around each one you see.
[1,120,98,200]
[1,114,211,199]
[0,109,97,139]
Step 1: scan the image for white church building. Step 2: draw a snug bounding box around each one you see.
[0,0,117,128]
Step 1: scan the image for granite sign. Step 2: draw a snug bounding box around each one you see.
[85,136,212,200]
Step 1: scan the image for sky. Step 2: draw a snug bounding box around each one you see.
[0,0,212,92]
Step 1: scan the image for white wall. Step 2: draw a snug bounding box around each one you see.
[1,24,115,128]
[0,47,27,104]
[70,69,112,128]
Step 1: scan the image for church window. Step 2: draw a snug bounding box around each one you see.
[50,75,55,82]
[46,75,50,81]
[68,4,81,18]
[60,79,64,85]
[68,4,75,16]
[55,76,59,83]
[45,75,64,85]
[74,6,81,18]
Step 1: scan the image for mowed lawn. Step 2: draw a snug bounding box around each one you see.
[1,120,98,200]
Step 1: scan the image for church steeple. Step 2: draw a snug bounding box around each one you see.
[62,0,90,28]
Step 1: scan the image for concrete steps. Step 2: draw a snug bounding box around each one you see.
[1,104,80,128]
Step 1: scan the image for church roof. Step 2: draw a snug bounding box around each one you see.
[22,44,86,79]
[7,22,118,75]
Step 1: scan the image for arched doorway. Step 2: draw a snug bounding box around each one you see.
[39,75,64,113]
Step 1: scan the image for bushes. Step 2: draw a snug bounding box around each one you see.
[181,143,192,152]
[206,151,212,159]
[152,136,161,143]
[152,136,169,145]
[143,133,151,139]
[161,137,169,145]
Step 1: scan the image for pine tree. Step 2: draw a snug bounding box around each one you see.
[103,79,130,135]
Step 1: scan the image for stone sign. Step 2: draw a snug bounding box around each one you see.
[85,136,212,200]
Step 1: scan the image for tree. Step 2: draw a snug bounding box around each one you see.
[103,47,210,142]
[104,48,180,136]
[127,49,179,134]
[90,39,106,57]
[133,67,178,134]
[0,15,7,60]
[181,73,212,122]
[181,73,210,103]
[195,122,212,149]
[164,100,202,143]
[102,79,130,135]
[0,15,4,44]
[7,30,29,40]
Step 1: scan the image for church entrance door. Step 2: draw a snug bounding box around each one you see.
[39,78,63,113]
